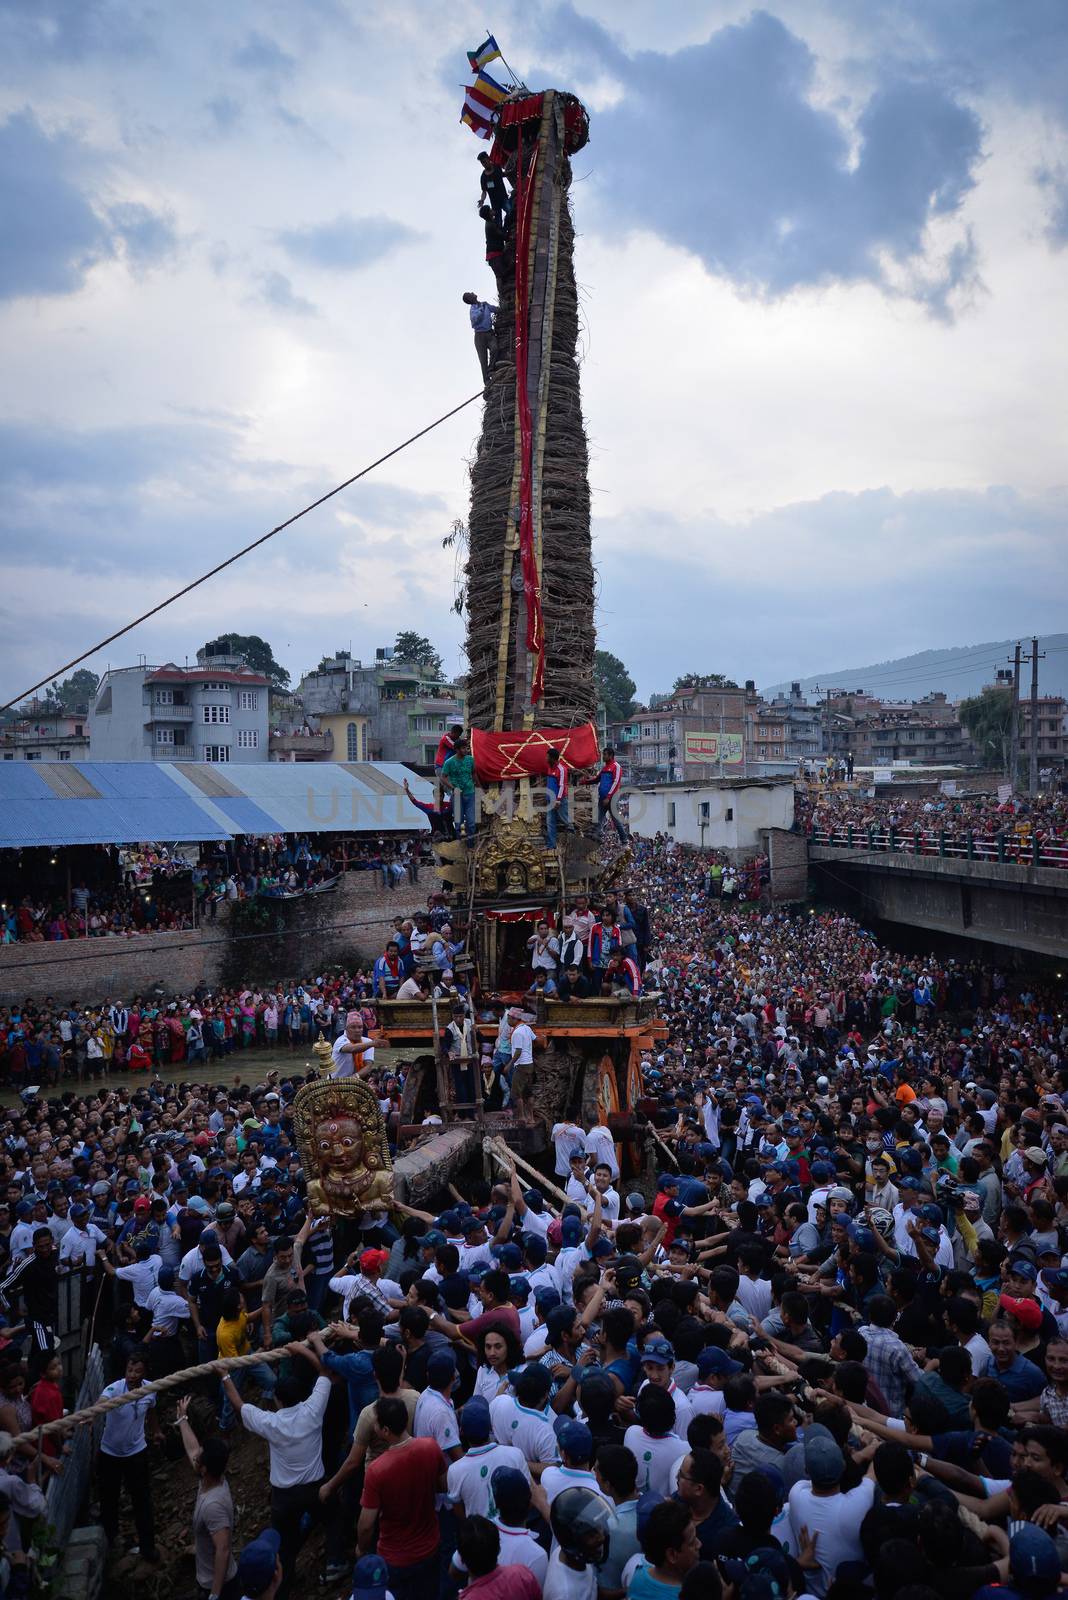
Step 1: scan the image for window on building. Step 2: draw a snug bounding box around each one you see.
[202,744,231,763]
[699,801,710,820]
[74,724,83,736]
[668,802,676,827]
[2,754,11,761]
[58,750,71,760]
[201,681,230,691]
[156,728,175,745]
[154,688,174,705]
[725,807,734,821]
[361,723,368,761]
[26,752,39,761]
[236,730,259,749]
[347,722,359,761]
[238,690,258,711]
[202,705,230,724]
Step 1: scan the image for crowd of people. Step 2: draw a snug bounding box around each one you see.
[798,786,1068,865]
[0,832,431,947]
[0,829,1062,1600]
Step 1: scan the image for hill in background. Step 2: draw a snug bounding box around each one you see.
[763,635,1068,702]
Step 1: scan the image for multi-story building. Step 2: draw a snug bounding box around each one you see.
[1019,695,1068,768]
[759,683,822,764]
[297,651,465,769]
[90,649,270,762]
[0,705,91,762]
[610,681,750,783]
[825,690,974,766]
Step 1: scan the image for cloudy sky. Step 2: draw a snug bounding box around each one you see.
[2,0,1066,708]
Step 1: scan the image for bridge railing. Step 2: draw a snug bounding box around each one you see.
[808,825,1068,871]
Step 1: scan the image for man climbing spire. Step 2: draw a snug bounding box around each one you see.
[463,291,497,383]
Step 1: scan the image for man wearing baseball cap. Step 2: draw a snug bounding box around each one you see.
[235,1528,282,1600]
[328,1247,403,1323]
[349,1552,394,1600]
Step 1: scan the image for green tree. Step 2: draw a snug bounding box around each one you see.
[671,672,738,693]
[60,668,100,708]
[392,631,444,678]
[959,684,1013,771]
[38,669,99,713]
[200,634,290,689]
[594,649,637,723]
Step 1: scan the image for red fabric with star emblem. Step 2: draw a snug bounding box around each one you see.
[470,722,600,783]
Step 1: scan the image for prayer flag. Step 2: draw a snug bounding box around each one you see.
[461,104,494,139]
[468,34,502,71]
[472,68,509,104]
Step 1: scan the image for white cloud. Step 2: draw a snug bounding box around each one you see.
[0,1,1065,707]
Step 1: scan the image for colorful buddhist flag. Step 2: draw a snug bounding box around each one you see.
[461,104,494,139]
[469,69,509,108]
[468,34,502,71]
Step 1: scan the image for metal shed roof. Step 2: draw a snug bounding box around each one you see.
[0,762,433,848]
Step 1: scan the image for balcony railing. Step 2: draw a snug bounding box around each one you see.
[270,730,333,753]
[146,703,194,722]
[809,824,1068,871]
[154,744,194,760]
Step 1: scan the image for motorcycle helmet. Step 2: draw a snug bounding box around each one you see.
[549,1486,612,1567]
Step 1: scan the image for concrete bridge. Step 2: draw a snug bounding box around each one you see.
[808,843,1068,961]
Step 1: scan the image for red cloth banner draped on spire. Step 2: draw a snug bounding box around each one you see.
[512,123,545,705]
[470,721,599,783]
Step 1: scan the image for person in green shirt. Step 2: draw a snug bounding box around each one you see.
[441,736,477,841]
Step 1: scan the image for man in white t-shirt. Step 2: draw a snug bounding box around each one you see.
[331,1011,375,1078]
[446,1397,530,1516]
[490,1367,558,1475]
[413,1351,463,1460]
[636,1337,694,1440]
[508,1013,536,1111]
[550,1121,586,1178]
[583,1122,619,1181]
[623,1405,688,1498]
[179,1231,235,1284]
[58,1206,108,1269]
[540,1420,608,1508]
[786,1432,874,1599]
[565,1150,591,1206]
[99,1351,160,1563]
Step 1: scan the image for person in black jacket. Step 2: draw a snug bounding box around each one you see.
[0,1229,58,1379]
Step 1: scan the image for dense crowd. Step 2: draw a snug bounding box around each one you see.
[798,786,1068,864]
[0,831,1063,1600]
[0,831,430,947]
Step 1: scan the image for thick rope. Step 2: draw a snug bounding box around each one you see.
[8,1337,338,1450]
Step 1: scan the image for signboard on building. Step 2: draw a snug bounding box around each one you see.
[683,732,744,767]
[872,767,893,784]
[940,780,958,796]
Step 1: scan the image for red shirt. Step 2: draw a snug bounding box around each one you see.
[652,1190,680,1247]
[29,1378,63,1456]
[460,1306,521,1344]
[462,1568,542,1600]
[361,1436,445,1564]
[435,731,457,770]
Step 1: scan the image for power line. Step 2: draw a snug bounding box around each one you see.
[1,389,485,714]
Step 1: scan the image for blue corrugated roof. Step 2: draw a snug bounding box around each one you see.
[0,762,433,848]
[212,799,287,835]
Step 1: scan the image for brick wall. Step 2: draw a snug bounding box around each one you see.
[0,867,438,1005]
[763,827,808,903]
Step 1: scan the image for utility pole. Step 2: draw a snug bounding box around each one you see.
[1022,637,1045,795]
[1008,642,1021,792]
